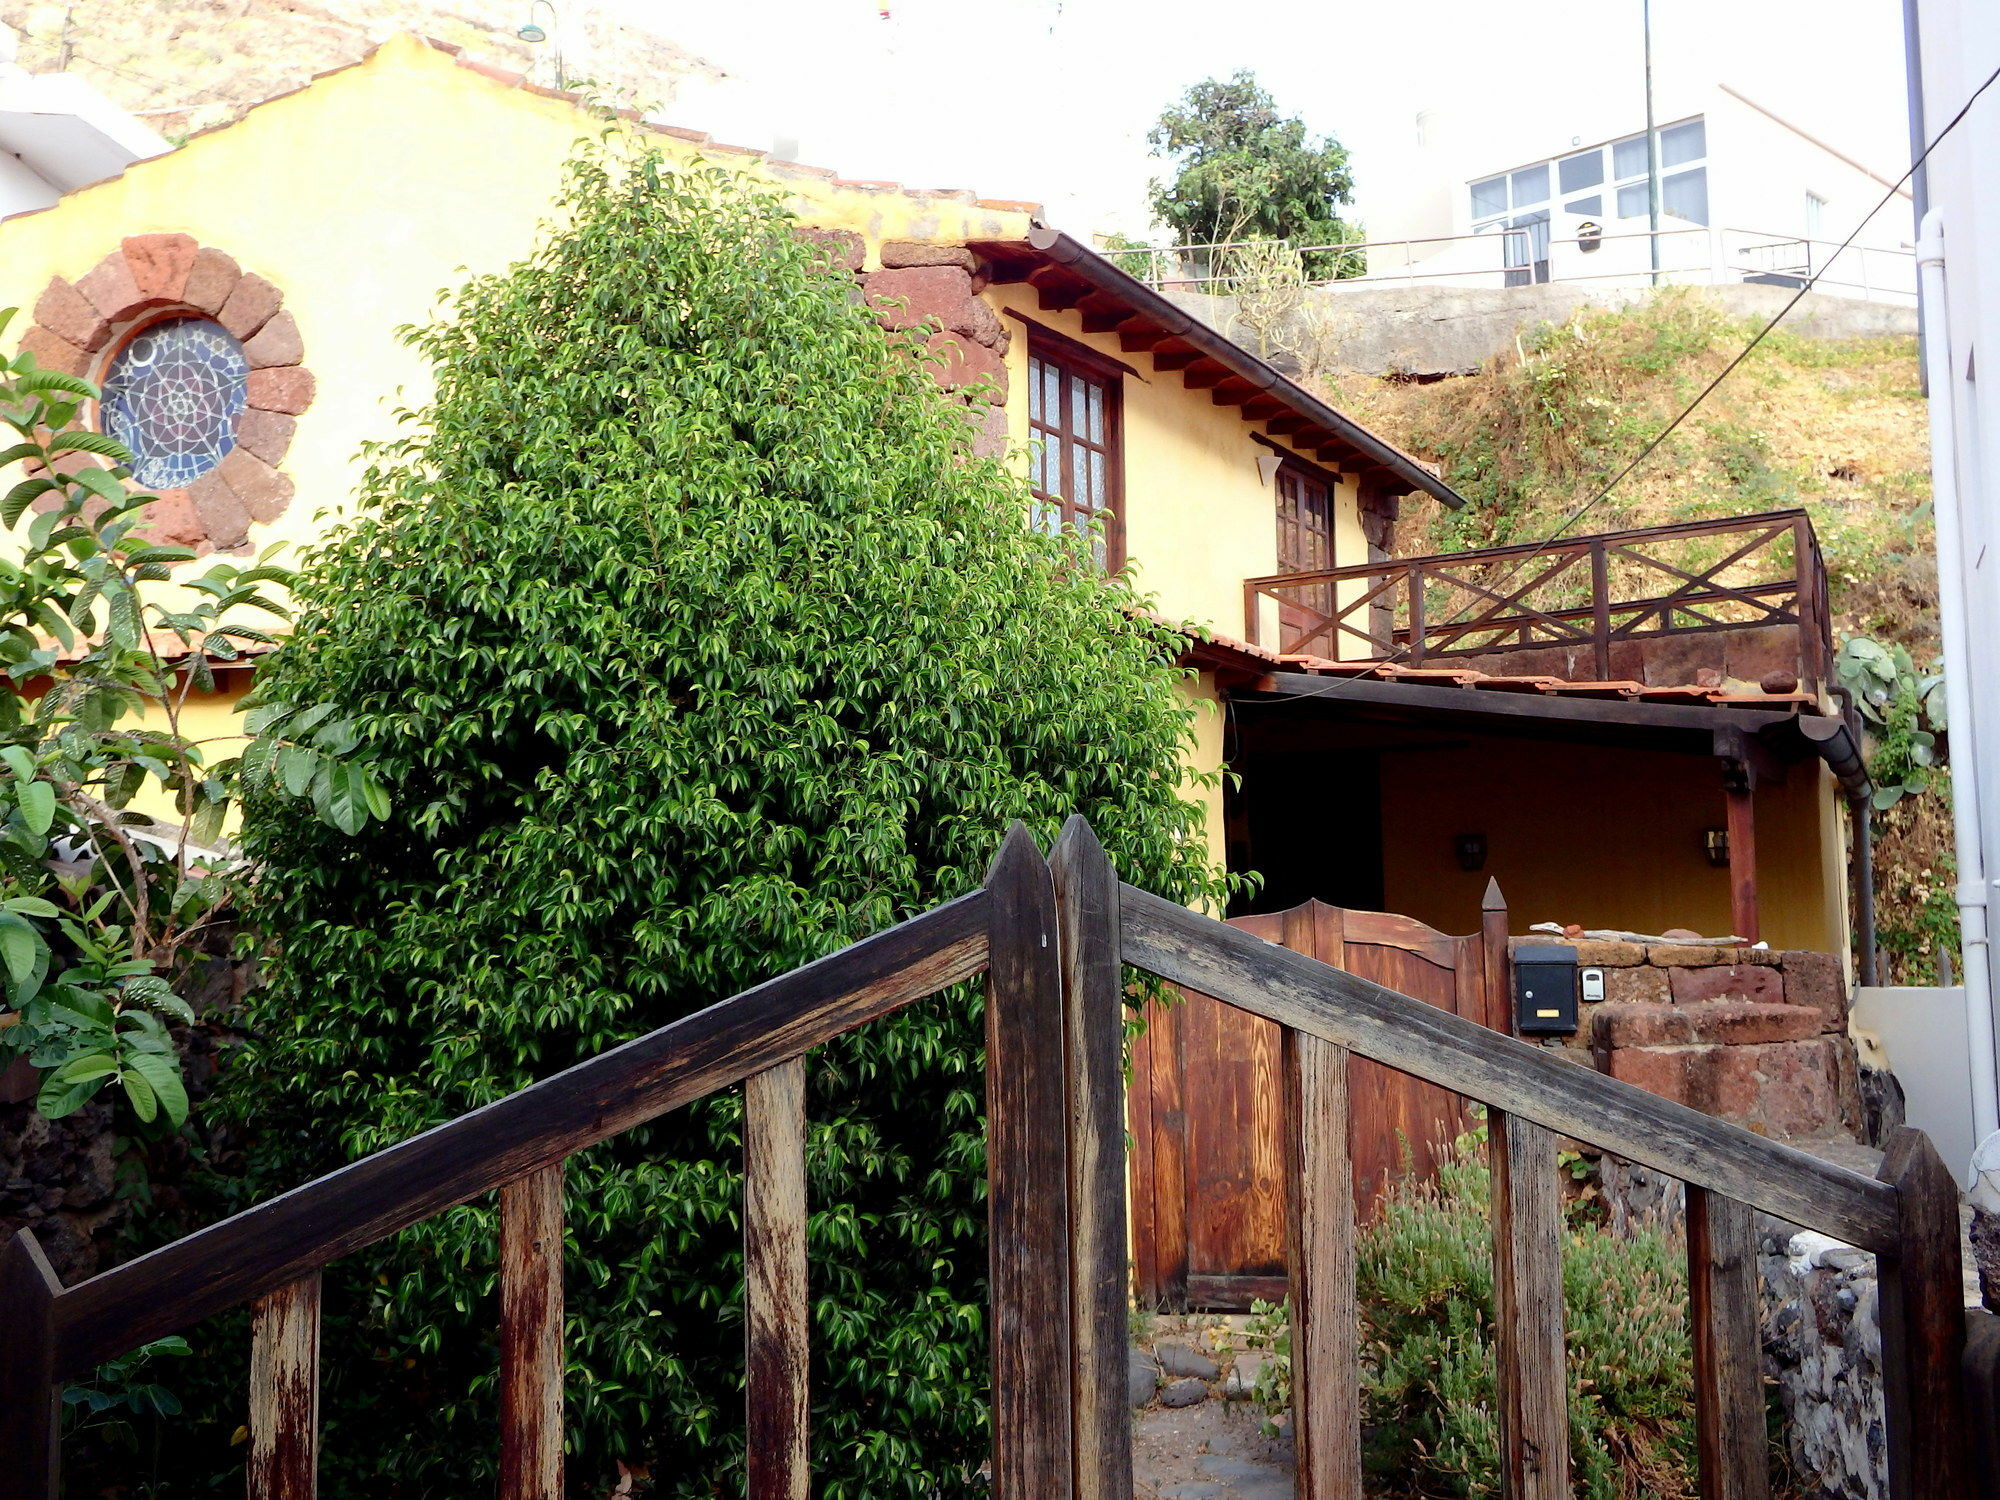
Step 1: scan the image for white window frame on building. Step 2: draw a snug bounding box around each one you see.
[1469,116,1708,282]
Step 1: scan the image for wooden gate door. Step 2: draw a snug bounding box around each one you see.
[1129,895,1509,1309]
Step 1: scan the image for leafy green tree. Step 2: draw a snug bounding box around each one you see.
[0,332,384,1132]
[207,137,1225,1497]
[1148,70,1362,278]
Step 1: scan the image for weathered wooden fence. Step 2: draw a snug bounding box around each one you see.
[0,816,1970,1498]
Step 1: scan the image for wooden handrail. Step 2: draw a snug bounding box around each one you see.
[1117,882,1899,1250]
[49,889,991,1378]
[1244,508,1817,591]
[1246,509,1827,673]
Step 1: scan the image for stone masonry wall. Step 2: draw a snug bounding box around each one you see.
[1512,935,1860,1140]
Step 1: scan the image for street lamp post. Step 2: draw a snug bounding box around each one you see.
[1643,0,1661,285]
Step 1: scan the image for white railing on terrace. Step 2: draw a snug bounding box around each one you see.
[1122,225,1917,306]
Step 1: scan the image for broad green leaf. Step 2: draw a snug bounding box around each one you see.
[2,896,61,919]
[16,779,54,836]
[120,1064,158,1123]
[37,1067,108,1118]
[278,744,319,798]
[125,1049,187,1126]
[0,910,43,983]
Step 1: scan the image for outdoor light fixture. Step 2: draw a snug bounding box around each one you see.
[1704,827,1730,867]
[1454,833,1487,872]
[1255,452,1285,486]
[518,1,563,86]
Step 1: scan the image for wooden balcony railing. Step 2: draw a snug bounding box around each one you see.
[1245,509,1832,688]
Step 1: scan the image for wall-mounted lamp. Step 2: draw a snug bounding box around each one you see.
[1703,827,1730,867]
[1255,452,1285,487]
[1454,833,1487,872]
[518,0,564,87]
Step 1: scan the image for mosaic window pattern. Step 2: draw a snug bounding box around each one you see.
[100,317,249,489]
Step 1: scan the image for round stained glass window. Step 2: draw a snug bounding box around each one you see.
[99,317,249,489]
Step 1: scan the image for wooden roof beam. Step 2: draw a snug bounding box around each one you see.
[1240,396,1286,422]
[1182,360,1231,390]
[1264,416,1312,437]
[1210,378,1261,407]
[1152,347,1201,371]
[1078,294,1130,334]
[1028,265,1091,311]
[1117,320,1168,353]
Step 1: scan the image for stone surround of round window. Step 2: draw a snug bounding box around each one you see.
[99,316,250,490]
[21,234,315,554]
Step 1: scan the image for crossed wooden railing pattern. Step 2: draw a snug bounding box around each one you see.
[1245,509,1832,685]
[0,817,1968,1498]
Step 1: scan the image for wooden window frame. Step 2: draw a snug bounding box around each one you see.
[1024,323,1126,570]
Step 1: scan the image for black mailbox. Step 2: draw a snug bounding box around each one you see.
[1513,944,1579,1035]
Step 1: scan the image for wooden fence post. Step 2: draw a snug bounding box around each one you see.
[1488,1112,1569,1500]
[1282,1027,1358,1500]
[1686,1187,1768,1500]
[1480,879,1510,1035]
[499,1165,565,1500]
[248,1271,321,1500]
[0,1228,61,1500]
[1049,816,1133,1500]
[1876,1127,1969,1499]
[985,823,1075,1500]
[744,1058,809,1500]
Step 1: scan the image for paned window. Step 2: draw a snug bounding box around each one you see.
[1471,115,1709,240]
[1276,467,1334,575]
[100,317,249,489]
[1027,342,1121,567]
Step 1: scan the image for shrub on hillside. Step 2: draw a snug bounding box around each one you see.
[191,135,1225,1497]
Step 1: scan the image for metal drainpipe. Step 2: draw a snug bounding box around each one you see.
[1916,209,2000,1146]
[1833,685,1880,988]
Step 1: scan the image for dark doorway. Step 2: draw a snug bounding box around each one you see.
[1226,748,1385,915]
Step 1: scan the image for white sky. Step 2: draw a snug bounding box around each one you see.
[608,0,1913,241]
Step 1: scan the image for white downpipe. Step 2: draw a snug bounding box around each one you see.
[1916,208,2000,1153]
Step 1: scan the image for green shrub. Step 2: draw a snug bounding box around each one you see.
[1248,1132,1698,1497]
[189,135,1224,1498]
[1360,1136,1695,1498]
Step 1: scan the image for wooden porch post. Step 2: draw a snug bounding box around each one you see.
[0,1229,61,1500]
[1723,764,1759,944]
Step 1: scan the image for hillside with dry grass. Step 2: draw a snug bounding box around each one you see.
[1315,293,1952,979]
[1,0,719,138]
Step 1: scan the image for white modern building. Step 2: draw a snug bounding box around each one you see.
[0,26,168,220]
[1358,40,1917,302]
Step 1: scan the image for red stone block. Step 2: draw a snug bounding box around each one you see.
[1669,963,1783,1005]
[1603,966,1670,1004]
[233,408,295,466]
[121,234,198,303]
[879,240,978,270]
[1707,1039,1840,1136]
[1595,1000,1819,1048]
[135,490,206,549]
[75,255,144,321]
[218,273,282,341]
[1602,1044,1699,1107]
[33,277,111,352]
[246,366,315,415]
[243,311,303,368]
[865,265,978,332]
[182,247,242,316]
[1724,624,1803,688]
[18,326,90,378]
[1780,951,1847,1032]
[217,448,293,523]
[189,469,250,549]
[792,226,863,272]
[921,330,1006,394]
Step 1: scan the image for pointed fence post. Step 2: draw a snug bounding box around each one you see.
[0,1228,61,1500]
[1480,878,1511,1035]
[1049,816,1133,1500]
[985,823,1075,1500]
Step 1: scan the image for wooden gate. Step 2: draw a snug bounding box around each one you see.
[1130,890,1509,1308]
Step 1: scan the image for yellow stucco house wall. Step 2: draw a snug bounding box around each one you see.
[0,32,1854,955]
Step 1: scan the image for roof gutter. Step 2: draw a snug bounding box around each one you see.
[1024,225,1468,509]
